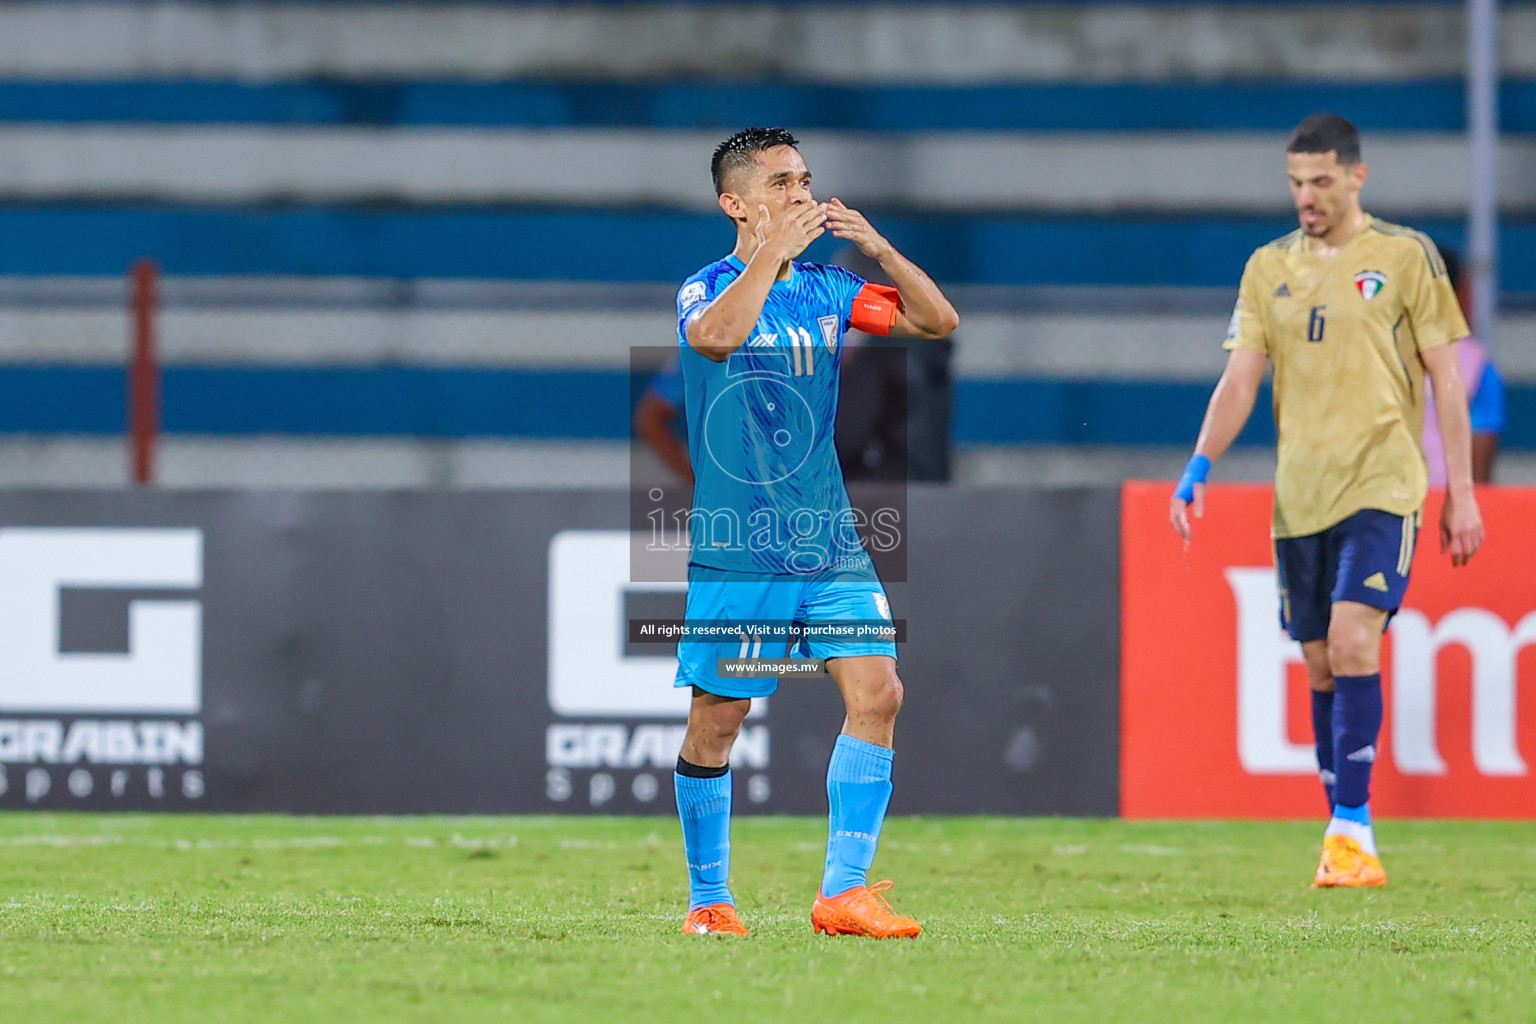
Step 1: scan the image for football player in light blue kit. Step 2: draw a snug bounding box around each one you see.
[672,127,958,938]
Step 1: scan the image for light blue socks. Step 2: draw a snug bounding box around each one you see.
[821,735,895,898]
[675,768,734,909]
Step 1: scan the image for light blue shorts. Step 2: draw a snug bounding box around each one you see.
[674,564,898,699]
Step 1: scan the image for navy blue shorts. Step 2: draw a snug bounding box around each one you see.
[1274,508,1419,644]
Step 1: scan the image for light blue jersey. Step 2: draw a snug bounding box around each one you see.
[676,255,874,578]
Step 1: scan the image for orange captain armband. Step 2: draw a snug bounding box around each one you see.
[848,283,900,336]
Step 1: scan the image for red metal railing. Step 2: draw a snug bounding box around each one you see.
[129,259,161,486]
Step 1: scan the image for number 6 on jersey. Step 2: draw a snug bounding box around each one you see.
[1307,305,1326,343]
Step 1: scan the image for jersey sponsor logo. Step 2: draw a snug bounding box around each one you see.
[747,333,778,348]
[873,593,891,620]
[680,280,707,310]
[1363,572,1389,592]
[1354,270,1388,301]
[818,315,840,353]
[1273,283,1291,298]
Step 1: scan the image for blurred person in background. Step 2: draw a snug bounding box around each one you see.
[1169,114,1483,891]
[1424,245,1505,485]
[633,355,694,484]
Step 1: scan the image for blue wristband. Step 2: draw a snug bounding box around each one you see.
[1175,454,1211,503]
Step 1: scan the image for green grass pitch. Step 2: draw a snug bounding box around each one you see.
[1,814,1532,1022]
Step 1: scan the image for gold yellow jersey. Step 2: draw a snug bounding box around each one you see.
[1224,215,1469,539]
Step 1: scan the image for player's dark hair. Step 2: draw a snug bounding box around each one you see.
[711,127,800,195]
[1436,242,1463,289]
[1286,114,1362,165]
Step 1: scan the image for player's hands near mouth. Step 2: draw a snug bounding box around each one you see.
[1440,490,1484,567]
[824,199,891,260]
[753,202,827,265]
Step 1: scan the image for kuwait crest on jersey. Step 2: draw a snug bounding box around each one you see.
[1354,270,1388,301]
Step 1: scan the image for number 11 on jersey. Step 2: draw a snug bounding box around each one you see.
[789,327,816,375]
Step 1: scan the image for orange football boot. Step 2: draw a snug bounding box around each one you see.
[1312,834,1387,888]
[682,903,749,936]
[811,880,921,938]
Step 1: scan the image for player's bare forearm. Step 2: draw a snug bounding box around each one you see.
[1169,349,1265,543]
[1423,346,1476,499]
[688,202,827,361]
[1193,349,1267,463]
[685,253,780,362]
[1438,400,1476,500]
[824,198,958,339]
[879,248,960,339]
[1422,343,1485,566]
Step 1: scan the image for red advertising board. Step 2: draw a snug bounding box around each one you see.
[1122,482,1536,818]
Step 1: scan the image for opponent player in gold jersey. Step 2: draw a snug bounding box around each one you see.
[1169,114,1485,887]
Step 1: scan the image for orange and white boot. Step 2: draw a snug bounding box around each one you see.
[1312,834,1387,888]
[811,881,921,938]
[682,903,750,936]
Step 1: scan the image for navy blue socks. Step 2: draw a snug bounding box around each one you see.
[1326,673,1384,855]
[1331,673,1383,808]
[1311,688,1337,808]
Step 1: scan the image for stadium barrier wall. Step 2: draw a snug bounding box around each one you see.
[1122,482,1536,819]
[0,487,1120,815]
